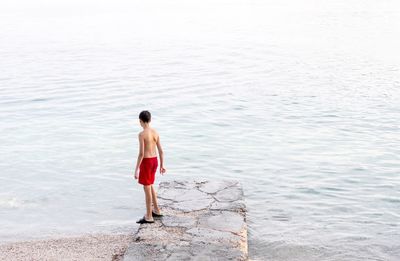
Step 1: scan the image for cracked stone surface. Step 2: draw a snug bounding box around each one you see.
[198,180,238,194]
[123,179,248,261]
[198,211,246,235]
[215,186,243,202]
[186,227,242,244]
[162,215,197,228]
[210,200,246,212]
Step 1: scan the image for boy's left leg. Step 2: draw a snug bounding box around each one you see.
[151,185,162,214]
[143,185,154,221]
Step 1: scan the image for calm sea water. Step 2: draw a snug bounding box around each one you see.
[1,0,399,260]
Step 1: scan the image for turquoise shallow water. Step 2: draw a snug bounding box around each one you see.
[1,0,400,260]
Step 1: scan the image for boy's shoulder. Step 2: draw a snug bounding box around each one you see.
[138,128,159,136]
[138,130,146,138]
[149,128,159,139]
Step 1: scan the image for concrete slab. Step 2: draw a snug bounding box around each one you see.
[123,179,248,260]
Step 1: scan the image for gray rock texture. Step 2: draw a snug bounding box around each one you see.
[123,179,248,261]
[0,233,132,261]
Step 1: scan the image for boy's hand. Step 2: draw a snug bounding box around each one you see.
[134,169,139,179]
[160,166,166,175]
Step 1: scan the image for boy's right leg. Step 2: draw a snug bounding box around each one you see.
[151,185,162,214]
[143,185,153,221]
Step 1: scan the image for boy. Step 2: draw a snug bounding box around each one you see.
[134,110,166,224]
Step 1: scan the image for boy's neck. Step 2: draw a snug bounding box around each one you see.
[142,124,150,129]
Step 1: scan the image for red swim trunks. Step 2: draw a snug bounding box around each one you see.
[138,157,158,185]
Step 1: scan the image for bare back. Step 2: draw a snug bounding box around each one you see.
[140,128,159,158]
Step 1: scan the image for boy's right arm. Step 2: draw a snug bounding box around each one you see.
[156,135,166,174]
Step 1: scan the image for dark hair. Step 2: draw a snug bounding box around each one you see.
[139,110,151,123]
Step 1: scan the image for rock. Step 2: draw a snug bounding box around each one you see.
[162,215,196,228]
[158,186,214,212]
[214,185,243,202]
[123,179,248,261]
[198,180,238,194]
[198,211,246,235]
[190,242,246,260]
[122,243,170,261]
[186,227,241,244]
[159,187,212,202]
[170,197,213,212]
[210,200,246,212]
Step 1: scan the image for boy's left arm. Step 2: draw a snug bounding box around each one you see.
[134,133,144,179]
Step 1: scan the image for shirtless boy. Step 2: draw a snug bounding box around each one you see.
[134,110,166,224]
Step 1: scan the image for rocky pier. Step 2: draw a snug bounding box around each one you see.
[123,179,248,260]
